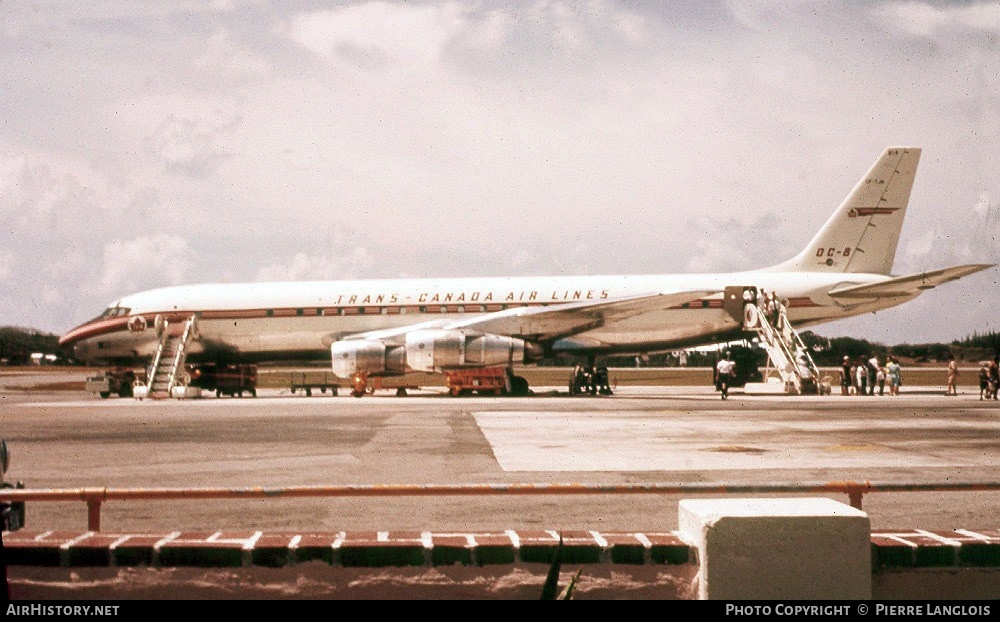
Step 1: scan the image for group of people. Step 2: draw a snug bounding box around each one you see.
[978,357,1000,400]
[570,364,613,396]
[947,356,1000,398]
[741,287,787,329]
[840,354,902,396]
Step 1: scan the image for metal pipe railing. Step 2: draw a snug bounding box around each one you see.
[2,481,998,532]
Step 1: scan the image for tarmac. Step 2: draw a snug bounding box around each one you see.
[1,368,998,535]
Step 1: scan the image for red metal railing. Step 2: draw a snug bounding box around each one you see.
[2,481,999,531]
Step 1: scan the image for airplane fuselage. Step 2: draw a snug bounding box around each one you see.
[60,270,902,367]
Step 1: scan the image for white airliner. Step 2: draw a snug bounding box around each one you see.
[60,147,992,395]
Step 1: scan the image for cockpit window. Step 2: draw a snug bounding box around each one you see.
[94,305,131,321]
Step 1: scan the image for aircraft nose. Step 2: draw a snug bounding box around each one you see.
[58,324,92,361]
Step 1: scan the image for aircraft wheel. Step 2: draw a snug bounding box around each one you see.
[509,375,529,396]
[306,388,312,397]
[396,387,408,397]
[99,391,110,399]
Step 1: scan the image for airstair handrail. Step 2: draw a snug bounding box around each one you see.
[165,316,195,393]
[780,306,821,382]
[753,302,801,392]
[145,318,170,388]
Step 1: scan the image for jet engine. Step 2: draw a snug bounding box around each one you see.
[403,329,533,372]
[330,340,406,377]
[330,330,541,377]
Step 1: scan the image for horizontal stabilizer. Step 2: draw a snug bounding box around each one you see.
[828,264,995,299]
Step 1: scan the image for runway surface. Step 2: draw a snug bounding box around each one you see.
[1,373,998,534]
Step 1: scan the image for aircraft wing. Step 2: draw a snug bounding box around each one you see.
[332,290,717,344]
[828,264,995,300]
[440,290,717,342]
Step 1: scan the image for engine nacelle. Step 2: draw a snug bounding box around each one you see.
[405,330,463,372]
[465,333,525,367]
[332,331,542,376]
[405,329,536,372]
[330,340,405,377]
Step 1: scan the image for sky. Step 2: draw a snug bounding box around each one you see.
[2,1,998,346]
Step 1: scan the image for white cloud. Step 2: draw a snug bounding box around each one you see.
[144,112,242,175]
[285,2,456,71]
[875,1,1000,38]
[99,235,197,296]
[255,248,376,282]
[0,249,13,283]
[0,149,151,237]
[193,28,272,80]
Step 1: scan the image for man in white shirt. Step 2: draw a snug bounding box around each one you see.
[716,353,735,400]
[868,356,880,396]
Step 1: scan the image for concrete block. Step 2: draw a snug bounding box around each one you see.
[679,497,871,600]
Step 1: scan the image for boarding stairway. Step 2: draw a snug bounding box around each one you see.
[144,315,197,399]
[741,298,822,395]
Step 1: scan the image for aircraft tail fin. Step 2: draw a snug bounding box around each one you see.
[772,147,921,275]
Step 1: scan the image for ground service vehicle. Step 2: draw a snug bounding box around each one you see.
[85,368,145,398]
[188,364,258,397]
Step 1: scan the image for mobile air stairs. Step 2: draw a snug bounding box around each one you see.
[133,315,202,400]
[726,287,829,396]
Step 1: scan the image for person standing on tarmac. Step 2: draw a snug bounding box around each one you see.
[887,357,902,396]
[988,356,999,400]
[868,355,880,396]
[715,353,735,400]
[840,356,852,396]
[946,356,959,396]
[855,357,868,396]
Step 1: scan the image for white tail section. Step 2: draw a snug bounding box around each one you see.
[773,147,921,275]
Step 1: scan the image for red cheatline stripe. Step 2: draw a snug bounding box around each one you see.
[63,299,773,346]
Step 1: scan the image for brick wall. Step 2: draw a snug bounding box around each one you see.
[5,528,999,599]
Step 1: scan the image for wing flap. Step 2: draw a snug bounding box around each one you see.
[443,290,717,341]
[828,264,994,299]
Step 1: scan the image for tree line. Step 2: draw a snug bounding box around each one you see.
[2,326,998,368]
